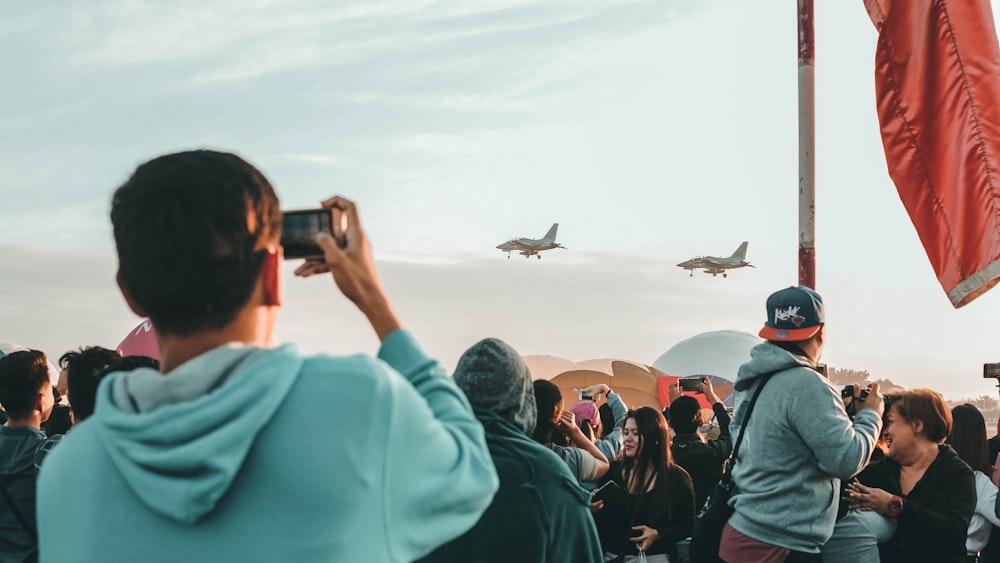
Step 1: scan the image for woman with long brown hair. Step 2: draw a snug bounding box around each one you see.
[590,407,695,562]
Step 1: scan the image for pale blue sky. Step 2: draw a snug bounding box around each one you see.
[2,1,999,398]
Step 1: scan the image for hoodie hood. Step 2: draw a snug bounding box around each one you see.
[735,341,817,391]
[93,343,303,524]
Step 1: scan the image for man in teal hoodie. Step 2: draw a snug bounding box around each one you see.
[719,286,884,562]
[36,150,499,562]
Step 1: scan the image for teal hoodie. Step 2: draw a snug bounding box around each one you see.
[727,341,882,553]
[36,330,498,562]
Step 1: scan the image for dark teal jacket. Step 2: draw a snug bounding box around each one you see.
[0,425,46,563]
[420,408,603,563]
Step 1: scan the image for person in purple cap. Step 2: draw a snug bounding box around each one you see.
[718,286,886,563]
[569,384,628,463]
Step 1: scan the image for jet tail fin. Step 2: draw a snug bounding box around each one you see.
[542,223,559,242]
[730,241,749,261]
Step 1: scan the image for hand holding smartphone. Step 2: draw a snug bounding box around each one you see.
[678,377,703,393]
[591,480,620,504]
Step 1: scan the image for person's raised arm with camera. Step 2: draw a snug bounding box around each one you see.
[294,195,400,339]
[298,195,500,557]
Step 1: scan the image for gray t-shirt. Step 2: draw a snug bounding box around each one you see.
[548,444,600,482]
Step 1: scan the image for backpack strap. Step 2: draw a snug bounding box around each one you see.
[728,373,776,469]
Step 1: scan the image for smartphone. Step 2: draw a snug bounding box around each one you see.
[280,208,345,259]
[591,480,620,504]
[678,378,703,392]
[985,363,1000,379]
[579,390,596,402]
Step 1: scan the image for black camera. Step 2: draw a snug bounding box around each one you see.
[842,385,870,419]
[841,385,870,401]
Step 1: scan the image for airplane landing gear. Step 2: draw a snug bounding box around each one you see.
[723,273,727,278]
[689,271,693,277]
[537,255,541,260]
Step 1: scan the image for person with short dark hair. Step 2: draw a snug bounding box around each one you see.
[70,355,159,423]
[0,349,56,562]
[36,150,498,563]
[847,389,976,563]
[419,338,603,563]
[721,286,884,562]
[666,376,732,509]
[58,346,119,424]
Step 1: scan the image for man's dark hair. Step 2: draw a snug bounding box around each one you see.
[60,346,120,410]
[73,355,159,422]
[0,350,51,420]
[668,395,701,434]
[111,150,282,336]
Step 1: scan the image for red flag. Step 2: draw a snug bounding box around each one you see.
[865,0,1000,307]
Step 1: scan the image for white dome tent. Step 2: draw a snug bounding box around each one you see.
[652,330,761,407]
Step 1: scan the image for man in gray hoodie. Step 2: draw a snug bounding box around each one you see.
[719,286,884,562]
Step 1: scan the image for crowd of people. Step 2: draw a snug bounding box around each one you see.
[1,149,999,562]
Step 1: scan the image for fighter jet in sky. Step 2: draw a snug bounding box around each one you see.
[677,241,753,277]
[496,223,564,259]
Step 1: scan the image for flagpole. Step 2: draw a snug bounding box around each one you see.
[798,0,816,289]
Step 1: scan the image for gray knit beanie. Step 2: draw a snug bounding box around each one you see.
[453,338,537,435]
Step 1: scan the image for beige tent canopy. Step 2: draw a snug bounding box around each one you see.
[524,357,665,412]
[523,355,575,382]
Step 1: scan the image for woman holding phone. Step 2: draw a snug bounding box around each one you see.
[590,407,695,563]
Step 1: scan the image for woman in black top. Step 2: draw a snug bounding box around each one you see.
[590,407,695,563]
[845,389,976,563]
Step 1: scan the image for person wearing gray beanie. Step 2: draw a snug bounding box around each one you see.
[418,338,602,563]
[452,338,536,435]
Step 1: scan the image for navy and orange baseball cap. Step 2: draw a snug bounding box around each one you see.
[759,286,824,341]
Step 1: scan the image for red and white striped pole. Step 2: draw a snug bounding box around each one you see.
[798,0,816,289]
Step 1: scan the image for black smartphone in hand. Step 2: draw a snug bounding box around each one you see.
[678,377,703,393]
[280,208,346,259]
[592,480,620,504]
